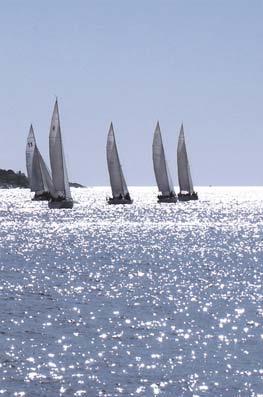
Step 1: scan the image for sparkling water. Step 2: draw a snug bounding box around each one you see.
[0,187,263,396]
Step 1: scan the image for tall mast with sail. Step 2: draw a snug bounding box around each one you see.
[26,125,54,200]
[48,100,73,209]
[26,125,35,187]
[106,123,132,204]
[152,122,177,203]
[177,124,198,201]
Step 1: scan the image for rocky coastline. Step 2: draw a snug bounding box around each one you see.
[0,169,84,189]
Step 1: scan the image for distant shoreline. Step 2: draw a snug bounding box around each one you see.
[0,169,29,188]
[0,168,84,189]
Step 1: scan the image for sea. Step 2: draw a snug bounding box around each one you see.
[0,186,263,397]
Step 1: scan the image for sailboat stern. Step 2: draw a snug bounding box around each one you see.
[107,196,133,205]
[178,192,198,201]
[157,193,177,203]
[48,199,74,209]
[32,191,52,201]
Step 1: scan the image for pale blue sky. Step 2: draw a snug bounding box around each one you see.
[0,0,262,185]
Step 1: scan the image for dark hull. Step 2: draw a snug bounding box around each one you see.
[32,192,51,201]
[107,197,133,205]
[157,195,177,203]
[48,200,74,209]
[178,193,198,201]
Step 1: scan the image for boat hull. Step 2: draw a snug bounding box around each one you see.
[157,195,177,203]
[32,192,51,201]
[178,193,198,201]
[48,200,74,209]
[107,197,133,205]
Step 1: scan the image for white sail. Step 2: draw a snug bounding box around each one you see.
[39,153,54,194]
[31,147,54,194]
[26,125,36,188]
[152,122,174,195]
[106,123,129,198]
[177,124,194,194]
[49,100,72,200]
[26,125,54,194]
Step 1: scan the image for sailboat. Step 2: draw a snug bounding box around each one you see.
[177,124,198,201]
[26,125,54,201]
[48,100,73,209]
[106,123,133,204]
[152,122,177,203]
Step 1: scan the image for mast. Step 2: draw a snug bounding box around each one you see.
[106,123,129,198]
[177,124,194,194]
[26,125,54,194]
[26,124,36,188]
[49,100,72,200]
[152,122,174,195]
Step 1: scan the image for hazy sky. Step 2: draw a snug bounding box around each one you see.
[0,1,262,186]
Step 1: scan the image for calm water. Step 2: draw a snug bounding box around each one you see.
[0,187,263,397]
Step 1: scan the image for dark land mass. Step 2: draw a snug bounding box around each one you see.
[0,169,84,188]
[0,169,29,188]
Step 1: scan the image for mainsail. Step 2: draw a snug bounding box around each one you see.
[26,125,54,194]
[152,122,174,196]
[177,124,194,194]
[106,123,129,198]
[49,100,72,200]
[26,125,36,188]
